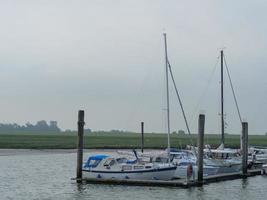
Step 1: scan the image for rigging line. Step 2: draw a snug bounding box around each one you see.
[223,55,243,124]
[167,60,191,135]
[188,56,220,125]
[167,60,197,154]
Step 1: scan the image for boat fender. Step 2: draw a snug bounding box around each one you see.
[247,162,253,169]
[125,176,129,179]
[187,163,193,178]
[97,174,102,179]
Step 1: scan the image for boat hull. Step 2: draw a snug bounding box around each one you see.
[82,167,177,181]
[173,165,219,179]
[215,163,241,173]
[204,159,242,174]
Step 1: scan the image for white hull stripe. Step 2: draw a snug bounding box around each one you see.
[82,166,177,174]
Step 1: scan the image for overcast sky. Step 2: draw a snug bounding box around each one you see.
[0,0,267,134]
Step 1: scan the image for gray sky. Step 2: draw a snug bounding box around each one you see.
[0,0,267,134]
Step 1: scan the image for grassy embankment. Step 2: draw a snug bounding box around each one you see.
[0,131,266,149]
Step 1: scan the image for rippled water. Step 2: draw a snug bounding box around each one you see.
[0,150,267,200]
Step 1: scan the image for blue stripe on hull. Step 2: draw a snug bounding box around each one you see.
[83,166,177,174]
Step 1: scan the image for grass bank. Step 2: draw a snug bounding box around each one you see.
[0,132,266,149]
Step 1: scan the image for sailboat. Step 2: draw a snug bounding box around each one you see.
[81,34,177,181]
[168,50,243,177]
[160,34,222,178]
[82,152,176,181]
[203,50,242,173]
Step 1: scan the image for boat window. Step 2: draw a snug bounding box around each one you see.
[116,157,127,163]
[133,166,144,170]
[103,158,115,166]
[154,157,168,163]
[122,165,132,171]
[174,154,183,159]
[109,160,115,166]
[88,159,101,168]
[232,153,239,157]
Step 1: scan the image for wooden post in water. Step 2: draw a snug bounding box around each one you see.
[76,110,85,183]
[197,114,205,184]
[141,122,144,153]
[242,122,248,175]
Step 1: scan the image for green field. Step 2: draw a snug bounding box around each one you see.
[0,131,267,149]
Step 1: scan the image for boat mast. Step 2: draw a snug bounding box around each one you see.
[220,50,225,147]
[163,33,171,162]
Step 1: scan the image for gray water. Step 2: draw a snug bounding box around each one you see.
[0,150,267,200]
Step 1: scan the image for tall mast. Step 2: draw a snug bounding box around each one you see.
[220,50,225,147]
[163,33,171,162]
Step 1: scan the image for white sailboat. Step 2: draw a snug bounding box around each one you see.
[247,146,267,168]
[170,149,219,179]
[168,50,244,177]
[204,50,242,173]
[82,154,176,181]
[159,35,223,179]
[82,34,177,181]
[204,147,242,173]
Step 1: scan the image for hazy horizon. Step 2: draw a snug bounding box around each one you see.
[0,0,267,135]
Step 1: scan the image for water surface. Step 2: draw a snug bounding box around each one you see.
[0,150,266,200]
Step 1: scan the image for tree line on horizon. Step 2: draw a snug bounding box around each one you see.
[0,120,61,132]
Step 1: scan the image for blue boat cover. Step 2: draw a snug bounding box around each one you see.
[126,160,137,164]
[84,155,108,168]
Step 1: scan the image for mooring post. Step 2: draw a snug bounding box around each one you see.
[76,110,85,183]
[141,122,144,153]
[242,122,248,175]
[197,114,205,184]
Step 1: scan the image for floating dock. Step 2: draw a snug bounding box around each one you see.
[74,169,265,188]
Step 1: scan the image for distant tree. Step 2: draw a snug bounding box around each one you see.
[36,120,49,131]
[0,123,22,131]
[172,131,177,134]
[178,130,185,135]
[49,121,60,132]
[265,132,267,136]
[26,122,34,130]
[0,120,61,132]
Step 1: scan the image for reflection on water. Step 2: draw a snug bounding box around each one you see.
[242,178,248,189]
[0,151,267,200]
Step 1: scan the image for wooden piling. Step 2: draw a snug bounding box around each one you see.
[242,122,248,175]
[197,114,205,184]
[76,110,85,183]
[141,122,144,153]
